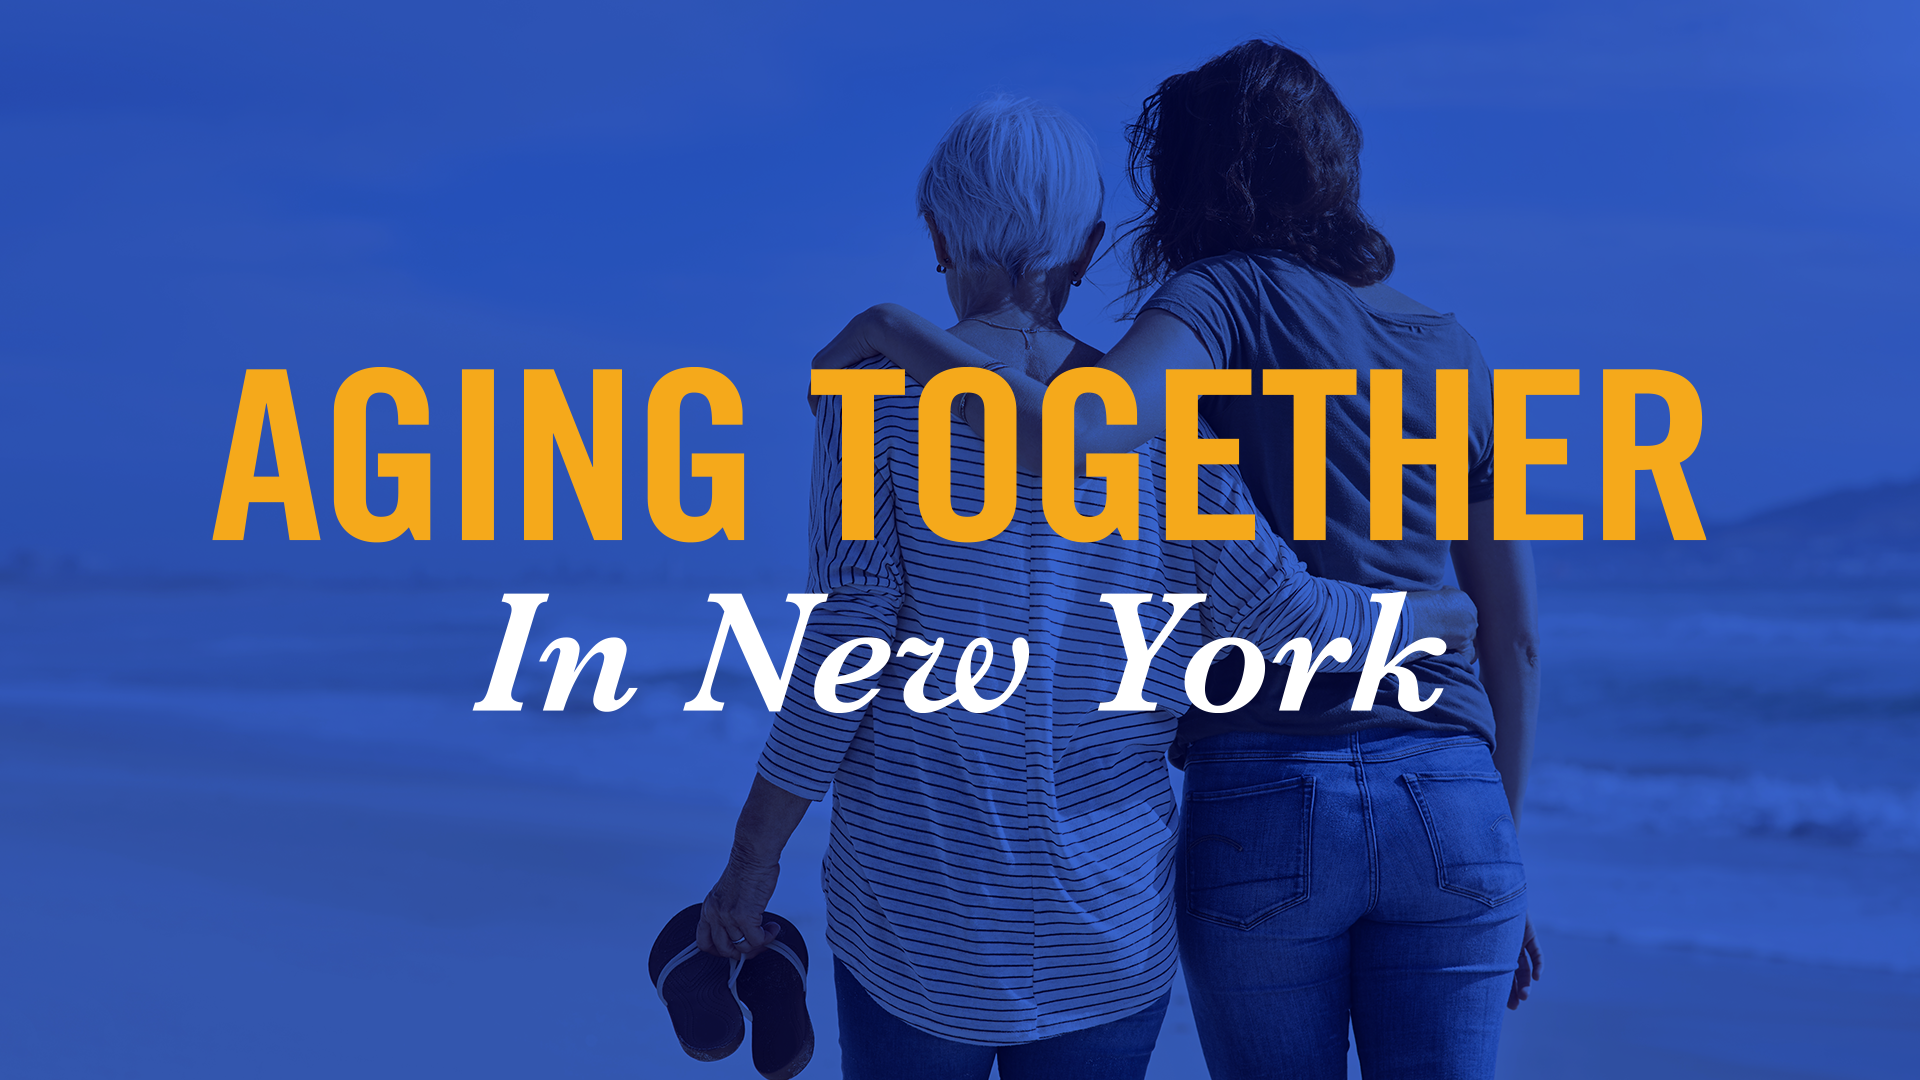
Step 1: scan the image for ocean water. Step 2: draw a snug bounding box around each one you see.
[2,569,1916,1075]
[1524,580,1920,972]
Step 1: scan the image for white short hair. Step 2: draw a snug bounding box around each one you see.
[917,97,1104,282]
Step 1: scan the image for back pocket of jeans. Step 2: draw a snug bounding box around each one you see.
[1401,772,1525,906]
[1180,775,1313,930]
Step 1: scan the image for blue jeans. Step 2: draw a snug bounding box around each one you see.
[1177,729,1526,1080]
[834,958,1169,1080]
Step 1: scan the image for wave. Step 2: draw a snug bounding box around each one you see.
[1528,762,1920,852]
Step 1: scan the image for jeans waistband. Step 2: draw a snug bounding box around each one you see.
[1182,728,1489,765]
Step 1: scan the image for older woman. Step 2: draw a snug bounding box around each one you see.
[693,97,1474,1080]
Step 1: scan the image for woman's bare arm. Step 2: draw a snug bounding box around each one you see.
[812,303,1210,469]
[1450,498,1543,1007]
[697,774,812,961]
[1449,505,1538,822]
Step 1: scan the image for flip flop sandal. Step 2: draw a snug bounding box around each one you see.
[733,912,815,1080]
[648,903,744,1062]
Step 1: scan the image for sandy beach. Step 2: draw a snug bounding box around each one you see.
[5,675,1915,1079]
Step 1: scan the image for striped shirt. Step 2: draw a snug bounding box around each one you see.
[757,361,1404,1044]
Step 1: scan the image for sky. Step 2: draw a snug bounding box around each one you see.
[2,0,1915,582]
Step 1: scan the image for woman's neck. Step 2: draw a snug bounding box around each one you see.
[952,296,1062,330]
[946,263,1071,323]
[943,268,1081,377]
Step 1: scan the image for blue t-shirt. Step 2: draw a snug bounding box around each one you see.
[1144,249,1499,754]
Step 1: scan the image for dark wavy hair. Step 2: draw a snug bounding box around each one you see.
[1123,40,1394,297]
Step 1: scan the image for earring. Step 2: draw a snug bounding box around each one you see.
[937,263,947,273]
[1070,278,1082,287]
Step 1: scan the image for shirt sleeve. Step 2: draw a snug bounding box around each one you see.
[755,393,904,801]
[1465,340,1498,505]
[1158,429,1418,667]
[1140,264,1236,369]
